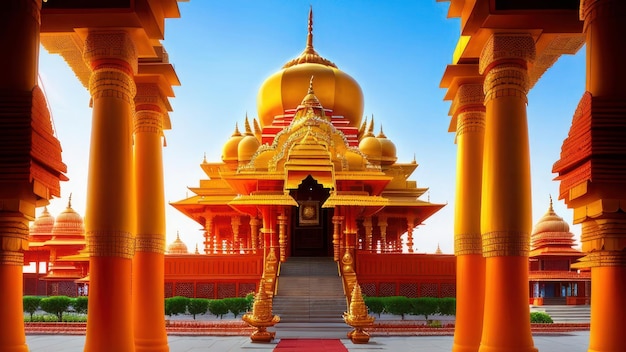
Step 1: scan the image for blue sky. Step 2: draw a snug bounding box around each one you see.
[37,1,586,254]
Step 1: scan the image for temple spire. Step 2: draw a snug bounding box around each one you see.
[282,7,337,68]
[306,6,314,51]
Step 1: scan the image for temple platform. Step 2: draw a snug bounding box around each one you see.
[26,331,590,352]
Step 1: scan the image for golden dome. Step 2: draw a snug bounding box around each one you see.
[257,8,363,129]
[222,123,243,163]
[30,206,55,242]
[377,126,397,166]
[358,118,381,163]
[238,117,261,163]
[167,232,189,254]
[531,197,575,251]
[51,196,85,240]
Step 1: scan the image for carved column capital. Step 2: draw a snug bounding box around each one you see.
[482,230,530,257]
[87,230,135,259]
[479,34,536,75]
[0,217,29,265]
[83,31,138,73]
[453,84,486,137]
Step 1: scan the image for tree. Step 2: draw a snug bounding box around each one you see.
[223,297,249,318]
[165,296,189,317]
[364,296,385,318]
[383,296,412,320]
[187,298,209,320]
[208,300,229,319]
[40,296,73,322]
[72,296,88,315]
[23,296,42,321]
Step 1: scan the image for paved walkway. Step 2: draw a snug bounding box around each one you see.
[27,331,590,352]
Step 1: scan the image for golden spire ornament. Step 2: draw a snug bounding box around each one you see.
[343,283,375,344]
[242,278,280,342]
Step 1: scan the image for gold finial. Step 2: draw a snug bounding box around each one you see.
[306,5,314,51]
[244,115,253,135]
[176,231,181,240]
[253,118,262,135]
[377,125,387,138]
[283,7,337,68]
[232,123,241,136]
[67,193,72,208]
[366,115,375,137]
[195,243,200,254]
[203,152,207,163]
[549,194,554,211]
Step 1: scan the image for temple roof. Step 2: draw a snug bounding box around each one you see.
[530,197,582,258]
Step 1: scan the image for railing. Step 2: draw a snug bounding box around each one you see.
[355,251,456,297]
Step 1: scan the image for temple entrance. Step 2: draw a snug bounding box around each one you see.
[289,175,332,257]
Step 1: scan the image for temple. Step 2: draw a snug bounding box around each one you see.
[2,1,625,351]
[170,9,447,307]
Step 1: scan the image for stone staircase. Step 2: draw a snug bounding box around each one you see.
[272,257,347,324]
[531,305,591,323]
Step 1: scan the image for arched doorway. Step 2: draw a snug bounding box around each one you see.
[289,175,333,257]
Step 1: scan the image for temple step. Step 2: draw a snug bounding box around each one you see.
[273,257,346,323]
[531,305,591,323]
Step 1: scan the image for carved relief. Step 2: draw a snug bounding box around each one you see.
[87,230,135,259]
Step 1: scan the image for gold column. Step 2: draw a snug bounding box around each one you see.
[0,1,43,351]
[277,214,287,262]
[363,216,373,252]
[378,216,388,253]
[406,217,415,253]
[231,215,241,252]
[132,83,168,352]
[332,215,344,261]
[478,33,536,352]
[451,83,486,352]
[83,30,137,352]
[250,217,259,254]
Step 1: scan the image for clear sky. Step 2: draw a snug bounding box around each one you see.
[37,1,586,254]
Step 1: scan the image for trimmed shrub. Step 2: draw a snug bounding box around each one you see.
[437,297,456,316]
[40,296,73,322]
[364,296,385,317]
[187,298,210,320]
[72,296,88,315]
[223,297,249,318]
[208,299,229,319]
[530,311,553,324]
[165,296,189,317]
[383,296,412,320]
[410,297,439,320]
[23,296,42,321]
[244,292,255,311]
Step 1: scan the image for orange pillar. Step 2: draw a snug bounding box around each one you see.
[0,1,45,351]
[332,215,343,261]
[478,33,536,352]
[451,83,486,352]
[83,30,137,352]
[132,83,168,352]
[552,1,626,350]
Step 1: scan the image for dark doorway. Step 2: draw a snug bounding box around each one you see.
[289,175,332,257]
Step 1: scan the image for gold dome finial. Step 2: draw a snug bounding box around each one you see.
[244,115,253,135]
[366,116,375,137]
[67,193,72,208]
[232,123,241,136]
[377,125,387,138]
[283,7,337,68]
[549,194,554,211]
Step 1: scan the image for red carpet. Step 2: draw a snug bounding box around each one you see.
[274,339,348,352]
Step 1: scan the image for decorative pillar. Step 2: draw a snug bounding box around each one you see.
[332,215,344,261]
[250,217,259,254]
[0,1,47,351]
[478,33,536,352]
[450,83,486,352]
[231,215,241,251]
[406,217,415,253]
[277,214,287,262]
[552,2,626,351]
[378,216,387,253]
[259,207,278,296]
[83,30,138,352]
[132,83,168,352]
[363,216,373,252]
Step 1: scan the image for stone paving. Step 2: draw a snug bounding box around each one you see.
[26,331,590,352]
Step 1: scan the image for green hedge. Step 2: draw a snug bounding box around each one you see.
[364,296,457,319]
[530,311,553,324]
